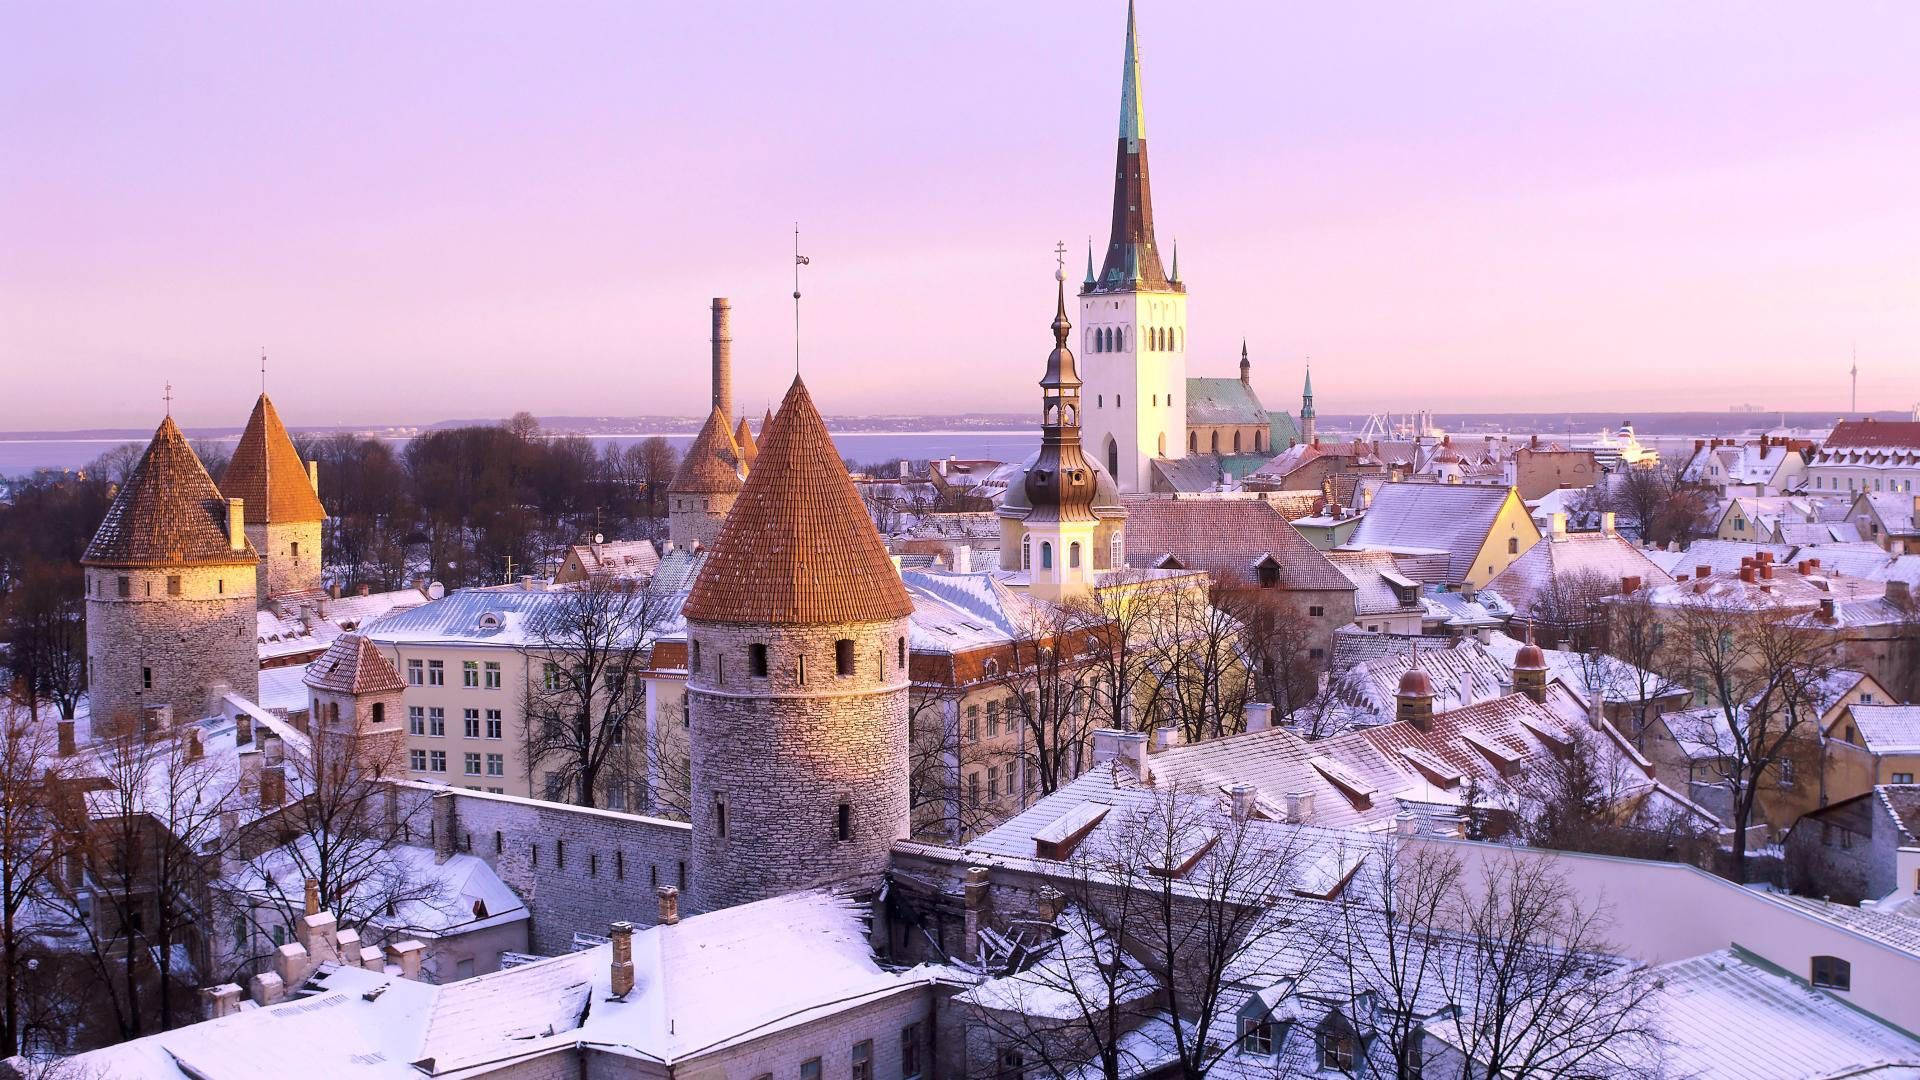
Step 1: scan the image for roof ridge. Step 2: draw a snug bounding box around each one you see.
[221,393,328,524]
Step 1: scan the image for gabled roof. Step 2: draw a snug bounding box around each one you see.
[220,393,327,524]
[1345,483,1526,584]
[667,406,742,495]
[84,416,258,568]
[303,633,405,695]
[1823,419,1920,450]
[1121,496,1353,591]
[1486,531,1672,620]
[1186,377,1268,426]
[1850,706,1920,755]
[683,377,913,627]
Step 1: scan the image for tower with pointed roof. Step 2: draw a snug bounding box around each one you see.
[83,415,260,736]
[221,393,328,603]
[1081,0,1188,493]
[1000,265,1123,601]
[680,376,914,912]
[303,631,407,774]
[668,407,742,549]
[1300,365,1316,446]
[733,415,758,470]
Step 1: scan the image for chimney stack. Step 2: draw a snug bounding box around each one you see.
[656,885,680,926]
[307,459,319,495]
[57,719,76,757]
[227,498,246,550]
[1243,702,1273,733]
[1601,511,1617,535]
[609,921,636,998]
[1229,782,1257,823]
[235,712,252,746]
[432,791,457,864]
[185,726,204,762]
[1034,885,1066,922]
[710,298,733,420]
[304,878,321,917]
[260,764,285,809]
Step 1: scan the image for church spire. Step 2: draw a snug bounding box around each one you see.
[1026,253,1097,523]
[1092,0,1174,294]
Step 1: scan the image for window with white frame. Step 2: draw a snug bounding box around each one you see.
[484,661,502,689]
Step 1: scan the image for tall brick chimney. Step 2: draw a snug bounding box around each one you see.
[656,885,680,926]
[226,498,246,550]
[710,298,732,421]
[609,921,636,998]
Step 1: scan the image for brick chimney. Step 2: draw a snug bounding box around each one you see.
[235,712,252,746]
[1034,885,1066,923]
[1229,782,1258,823]
[1696,564,1711,579]
[226,498,246,550]
[656,885,680,926]
[185,726,204,762]
[609,921,636,998]
[304,878,321,916]
[57,719,76,757]
[710,298,733,420]
[1620,575,1642,595]
[432,791,457,864]
[259,764,285,809]
[962,866,990,962]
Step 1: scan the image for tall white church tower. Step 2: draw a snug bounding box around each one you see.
[1080,0,1186,494]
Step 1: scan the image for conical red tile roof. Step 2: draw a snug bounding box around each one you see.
[734,415,758,468]
[220,394,327,523]
[84,416,257,568]
[304,633,405,695]
[668,406,742,495]
[684,377,912,626]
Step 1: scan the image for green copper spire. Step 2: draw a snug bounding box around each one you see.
[1085,240,1096,286]
[1118,0,1145,149]
[1170,237,1179,282]
[1301,364,1315,417]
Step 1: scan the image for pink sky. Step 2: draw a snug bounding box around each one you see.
[3,1,1917,430]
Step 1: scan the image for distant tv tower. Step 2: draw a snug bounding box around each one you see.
[1851,343,1859,414]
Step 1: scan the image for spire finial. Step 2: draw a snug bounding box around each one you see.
[1084,237,1095,286]
[163,382,173,417]
[1118,0,1145,147]
[1052,242,1072,346]
[260,348,268,395]
[1170,237,1179,282]
[792,224,810,377]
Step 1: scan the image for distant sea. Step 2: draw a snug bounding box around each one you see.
[0,430,1043,479]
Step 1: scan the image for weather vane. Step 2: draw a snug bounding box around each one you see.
[793,223,810,376]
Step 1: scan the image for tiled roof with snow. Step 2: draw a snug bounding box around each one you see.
[667,405,742,495]
[1485,531,1672,620]
[1325,550,1424,616]
[84,416,258,568]
[1120,495,1354,592]
[1850,706,1920,755]
[1641,540,1796,577]
[304,633,406,695]
[1345,483,1524,584]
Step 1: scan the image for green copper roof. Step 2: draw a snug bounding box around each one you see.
[1118,0,1145,148]
[1085,241,1096,285]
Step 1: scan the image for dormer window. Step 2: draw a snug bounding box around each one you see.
[1318,1029,1356,1072]
[1239,1018,1273,1056]
[477,612,502,629]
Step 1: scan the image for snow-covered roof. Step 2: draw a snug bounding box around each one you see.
[1486,530,1672,620]
[1851,706,1920,756]
[366,585,685,651]
[1345,483,1525,585]
[230,839,528,939]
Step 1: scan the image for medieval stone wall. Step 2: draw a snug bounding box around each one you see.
[396,784,692,955]
[85,563,259,735]
[686,617,910,913]
[667,492,734,551]
[247,520,323,602]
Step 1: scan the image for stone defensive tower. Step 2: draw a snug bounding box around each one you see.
[668,300,745,549]
[303,632,408,777]
[221,393,328,603]
[681,376,915,913]
[83,415,260,736]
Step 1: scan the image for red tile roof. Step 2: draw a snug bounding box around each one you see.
[734,415,758,468]
[220,394,327,524]
[1824,420,1920,450]
[683,377,913,627]
[669,406,742,495]
[303,633,405,695]
[84,416,258,568]
[1120,495,1354,591]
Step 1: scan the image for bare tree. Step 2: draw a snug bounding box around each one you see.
[1077,572,1166,735]
[4,560,88,723]
[1525,569,1616,651]
[518,579,675,808]
[1438,851,1664,1078]
[1603,591,1684,750]
[995,602,1102,801]
[219,721,438,984]
[1665,593,1837,881]
[54,724,243,1039]
[0,704,65,1057]
[1229,590,1323,730]
[1144,579,1255,743]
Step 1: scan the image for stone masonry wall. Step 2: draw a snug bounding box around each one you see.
[85,563,259,735]
[687,617,911,913]
[668,492,735,551]
[248,520,323,603]
[395,783,692,955]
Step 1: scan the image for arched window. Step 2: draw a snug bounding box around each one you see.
[1022,534,1032,570]
[1255,430,1264,452]
[1107,438,1119,477]
[1116,327,1125,351]
[1041,542,1054,570]
[1070,542,1082,568]
[1189,431,1198,452]
[1211,432,1220,453]
[1064,405,1076,425]
[1233,431,1242,453]
[1110,532,1124,568]
[1046,404,1059,425]
[1812,955,1851,990]
[1508,537,1520,554]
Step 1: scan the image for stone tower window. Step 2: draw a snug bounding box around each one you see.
[715,794,728,839]
[836,802,852,842]
[749,643,769,677]
[898,636,906,668]
[166,575,181,596]
[371,702,385,724]
[291,541,299,558]
[796,654,807,685]
[836,639,855,677]
[117,576,130,598]
[690,641,701,673]
[142,667,152,690]
[715,654,726,686]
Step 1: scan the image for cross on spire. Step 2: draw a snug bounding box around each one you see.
[1054,240,1068,277]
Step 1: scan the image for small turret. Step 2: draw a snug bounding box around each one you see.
[1513,624,1549,705]
[1240,340,1251,385]
[1395,647,1436,731]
